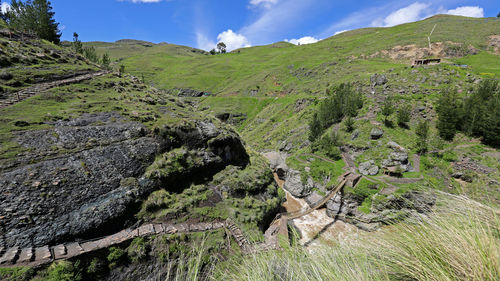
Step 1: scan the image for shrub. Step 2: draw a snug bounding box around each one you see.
[415,120,429,153]
[128,237,149,262]
[46,261,82,281]
[107,247,126,269]
[396,104,411,128]
[309,83,363,141]
[436,89,461,141]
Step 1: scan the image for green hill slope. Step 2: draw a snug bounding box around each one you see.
[97,15,500,208]
[96,15,499,95]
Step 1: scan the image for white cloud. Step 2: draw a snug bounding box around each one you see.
[241,0,320,44]
[446,6,483,18]
[196,32,216,51]
[249,0,279,9]
[217,29,251,51]
[375,2,430,27]
[286,36,319,45]
[334,30,348,36]
[1,2,11,13]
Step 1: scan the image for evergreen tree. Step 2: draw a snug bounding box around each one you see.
[381,98,394,125]
[415,120,429,153]
[462,80,499,147]
[101,53,111,69]
[2,0,60,43]
[83,46,99,63]
[309,113,323,142]
[344,116,355,132]
[72,32,83,54]
[397,104,412,128]
[436,89,461,141]
[31,0,60,43]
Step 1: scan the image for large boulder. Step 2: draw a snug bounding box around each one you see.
[326,190,436,231]
[283,169,312,198]
[370,128,384,139]
[359,160,379,176]
[370,74,388,87]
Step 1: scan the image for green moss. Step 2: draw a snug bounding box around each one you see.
[107,247,126,269]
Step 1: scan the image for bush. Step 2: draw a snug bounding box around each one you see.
[107,247,126,269]
[396,104,411,128]
[309,83,363,141]
[46,261,81,281]
[128,237,149,262]
[311,131,342,160]
[344,116,355,132]
[436,89,461,141]
[215,197,500,281]
[415,120,429,153]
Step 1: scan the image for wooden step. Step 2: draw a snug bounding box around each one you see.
[65,243,84,259]
[34,246,52,263]
[53,244,67,260]
[17,248,34,263]
[0,247,20,265]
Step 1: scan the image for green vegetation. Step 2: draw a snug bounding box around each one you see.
[436,80,500,146]
[396,103,411,128]
[1,0,61,43]
[215,197,500,281]
[309,83,363,141]
[415,120,429,153]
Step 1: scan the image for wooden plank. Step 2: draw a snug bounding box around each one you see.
[34,246,52,262]
[0,247,20,264]
[53,245,67,260]
[17,248,34,263]
[65,243,84,258]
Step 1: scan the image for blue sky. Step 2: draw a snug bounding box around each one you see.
[1,0,499,50]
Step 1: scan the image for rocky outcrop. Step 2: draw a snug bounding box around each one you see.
[370,74,388,87]
[370,128,384,139]
[169,88,211,97]
[382,141,412,172]
[0,112,249,248]
[326,190,436,231]
[359,160,379,176]
[282,169,312,198]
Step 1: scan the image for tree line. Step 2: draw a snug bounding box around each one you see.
[436,79,499,147]
[308,83,363,159]
[0,0,61,44]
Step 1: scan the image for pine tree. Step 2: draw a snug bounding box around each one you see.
[72,32,83,54]
[2,0,60,43]
[381,98,394,126]
[415,120,429,153]
[397,104,412,128]
[308,113,323,142]
[32,0,60,43]
[101,53,111,69]
[436,89,461,141]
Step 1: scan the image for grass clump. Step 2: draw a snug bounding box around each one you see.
[214,196,500,281]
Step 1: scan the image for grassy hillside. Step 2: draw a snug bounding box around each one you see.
[91,15,500,209]
[89,15,500,96]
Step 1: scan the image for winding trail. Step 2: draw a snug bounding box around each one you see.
[0,220,247,268]
[0,70,110,109]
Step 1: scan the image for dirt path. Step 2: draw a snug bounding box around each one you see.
[0,70,110,109]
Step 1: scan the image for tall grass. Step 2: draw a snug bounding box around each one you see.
[211,195,499,281]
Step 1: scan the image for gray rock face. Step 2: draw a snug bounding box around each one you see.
[359,161,379,176]
[172,88,211,97]
[0,112,248,248]
[283,169,311,198]
[326,191,436,231]
[370,74,388,87]
[370,128,384,139]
